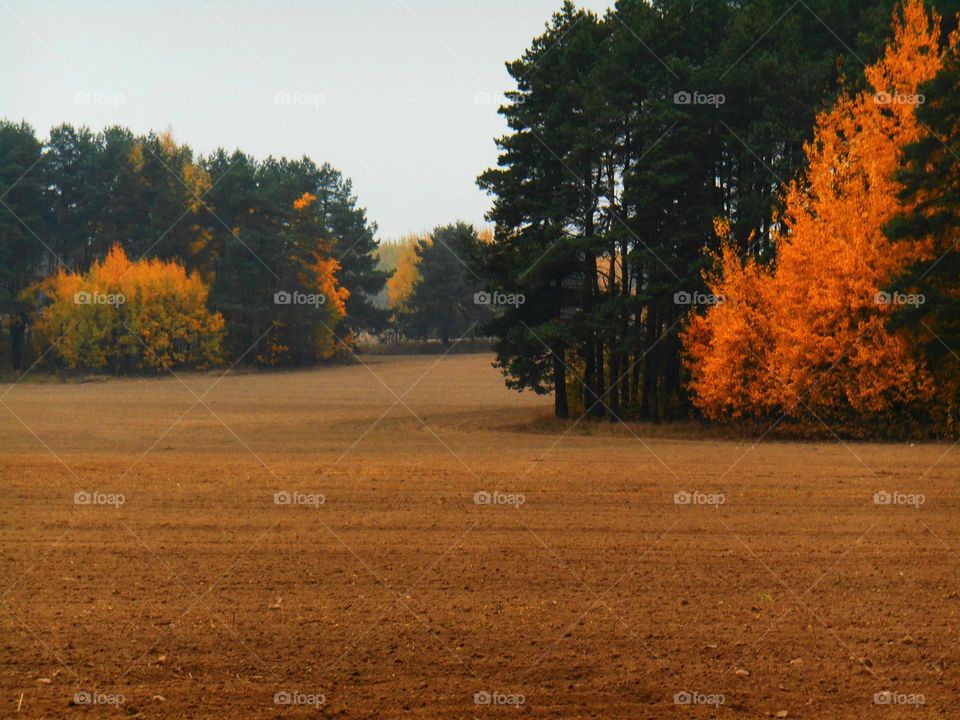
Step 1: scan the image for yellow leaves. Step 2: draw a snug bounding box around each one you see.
[386,234,425,310]
[183,162,211,212]
[128,141,144,172]
[158,129,177,157]
[30,244,225,372]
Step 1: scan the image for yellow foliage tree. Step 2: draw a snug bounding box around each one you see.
[30,245,225,371]
[386,234,427,310]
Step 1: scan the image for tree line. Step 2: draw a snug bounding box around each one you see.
[0,123,387,371]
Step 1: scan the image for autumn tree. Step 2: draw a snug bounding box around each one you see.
[257,191,349,365]
[384,234,424,310]
[684,0,952,432]
[30,244,224,372]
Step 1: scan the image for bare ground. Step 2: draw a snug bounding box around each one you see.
[1,354,957,718]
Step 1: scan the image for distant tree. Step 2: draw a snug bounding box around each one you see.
[385,235,423,310]
[402,222,485,345]
[257,191,349,365]
[43,124,101,271]
[0,120,47,369]
[307,162,388,334]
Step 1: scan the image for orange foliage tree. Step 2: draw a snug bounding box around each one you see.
[30,245,225,371]
[683,0,951,429]
[256,191,349,365]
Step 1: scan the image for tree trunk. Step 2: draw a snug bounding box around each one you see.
[583,252,597,412]
[10,315,24,371]
[592,336,606,418]
[553,344,568,419]
[640,303,660,423]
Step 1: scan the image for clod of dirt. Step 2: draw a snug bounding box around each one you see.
[901,635,914,644]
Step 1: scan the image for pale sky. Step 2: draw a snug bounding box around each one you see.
[1,0,613,240]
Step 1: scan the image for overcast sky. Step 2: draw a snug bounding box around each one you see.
[1,0,613,240]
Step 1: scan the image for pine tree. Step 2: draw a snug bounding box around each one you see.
[401,223,485,345]
[885,36,960,431]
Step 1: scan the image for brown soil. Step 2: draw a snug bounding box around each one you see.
[1,354,957,718]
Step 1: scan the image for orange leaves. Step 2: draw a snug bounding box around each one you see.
[683,243,776,420]
[293,192,316,211]
[683,0,950,426]
[29,244,225,372]
[307,254,350,359]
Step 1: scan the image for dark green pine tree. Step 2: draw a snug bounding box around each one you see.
[885,43,960,430]
[43,124,101,271]
[307,162,389,335]
[92,126,146,262]
[202,148,278,360]
[479,2,608,419]
[0,120,48,369]
[401,222,486,346]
